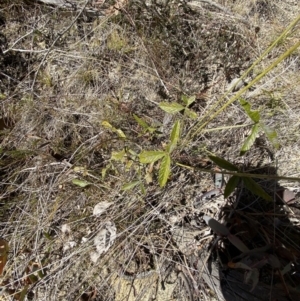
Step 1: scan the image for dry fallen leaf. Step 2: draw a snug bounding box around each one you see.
[90,221,116,262]
[0,238,9,275]
[93,201,113,217]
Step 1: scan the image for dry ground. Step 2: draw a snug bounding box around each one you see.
[0,0,300,300]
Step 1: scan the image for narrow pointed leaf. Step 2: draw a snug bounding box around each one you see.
[159,154,171,187]
[167,120,180,153]
[209,155,239,171]
[239,98,260,123]
[203,216,230,236]
[72,179,90,188]
[240,123,260,155]
[139,151,166,164]
[260,123,280,149]
[228,234,249,252]
[101,121,113,129]
[184,108,197,119]
[140,183,146,195]
[243,177,272,201]
[224,176,240,198]
[159,102,184,114]
[15,285,29,301]
[133,114,149,129]
[122,181,140,191]
[116,129,126,138]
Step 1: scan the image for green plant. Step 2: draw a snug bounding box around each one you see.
[159,95,197,119]
[238,98,279,155]
[208,155,272,201]
[139,120,180,187]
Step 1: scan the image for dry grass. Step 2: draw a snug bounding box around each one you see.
[0,0,300,300]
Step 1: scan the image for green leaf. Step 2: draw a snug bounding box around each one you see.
[167,120,180,153]
[16,285,29,301]
[209,155,239,171]
[139,151,166,164]
[147,127,157,134]
[239,98,260,123]
[111,149,126,161]
[140,182,146,195]
[224,176,240,198]
[43,231,53,240]
[260,123,280,149]
[159,154,171,187]
[133,114,149,129]
[28,274,39,284]
[72,178,90,188]
[228,234,249,252]
[37,268,47,278]
[240,123,260,155]
[242,177,272,201]
[203,216,230,236]
[102,121,126,138]
[159,102,185,114]
[116,129,126,138]
[122,181,140,191]
[184,108,197,119]
[101,120,113,129]
[181,95,196,106]
[101,164,110,179]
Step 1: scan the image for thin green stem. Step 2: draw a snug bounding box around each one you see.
[176,162,300,182]
[180,15,300,148]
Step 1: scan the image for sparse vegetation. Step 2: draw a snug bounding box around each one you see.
[0,1,300,300]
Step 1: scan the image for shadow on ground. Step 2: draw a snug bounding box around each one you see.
[200,165,300,301]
